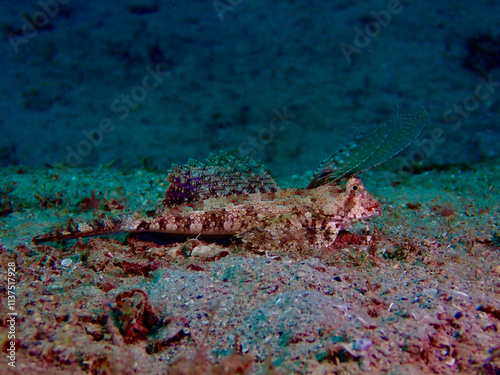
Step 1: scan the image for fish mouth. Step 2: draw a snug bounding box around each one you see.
[356,212,380,222]
[371,206,382,216]
[357,205,382,221]
[366,199,382,216]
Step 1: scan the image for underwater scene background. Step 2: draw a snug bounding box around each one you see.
[1,1,500,374]
[1,0,500,176]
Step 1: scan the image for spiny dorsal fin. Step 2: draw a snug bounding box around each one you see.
[307,110,428,189]
[163,151,280,207]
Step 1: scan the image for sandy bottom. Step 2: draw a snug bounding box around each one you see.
[0,161,499,374]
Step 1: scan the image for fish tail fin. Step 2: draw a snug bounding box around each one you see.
[32,216,128,243]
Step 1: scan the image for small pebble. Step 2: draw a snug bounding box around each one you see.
[353,338,372,351]
[191,244,217,258]
[60,258,72,268]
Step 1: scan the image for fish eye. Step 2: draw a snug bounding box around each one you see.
[352,185,358,191]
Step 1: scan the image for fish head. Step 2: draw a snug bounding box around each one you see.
[312,177,381,223]
[342,177,381,221]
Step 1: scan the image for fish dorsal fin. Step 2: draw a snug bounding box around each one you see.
[162,151,280,207]
[307,110,428,189]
